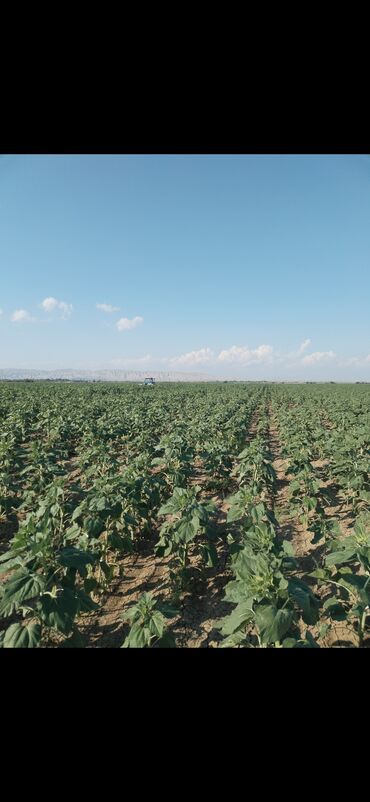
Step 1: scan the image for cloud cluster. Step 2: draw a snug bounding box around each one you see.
[162,340,343,370]
[9,297,73,324]
[97,304,144,332]
[164,344,275,367]
[6,299,146,334]
[218,345,273,364]
[41,297,73,318]
[116,316,144,332]
[302,350,336,366]
[4,299,369,379]
[169,347,214,366]
[11,309,36,323]
[298,338,311,354]
[341,354,370,367]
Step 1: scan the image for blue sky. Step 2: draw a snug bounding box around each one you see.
[0,153,369,379]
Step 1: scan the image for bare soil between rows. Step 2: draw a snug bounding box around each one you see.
[75,407,263,647]
[76,498,232,648]
[2,400,368,648]
[268,407,365,648]
[73,402,370,648]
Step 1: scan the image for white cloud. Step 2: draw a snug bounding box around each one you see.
[302,350,336,366]
[40,297,73,318]
[58,301,73,319]
[342,354,370,367]
[298,338,311,354]
[116,316,143,331]
[11,309,36,323]
[0,309,3,316]
[218,344,273,364]
[97,303,120,313]
[169,347,214,366]
[272,340,312,363]
[41,297,59,312]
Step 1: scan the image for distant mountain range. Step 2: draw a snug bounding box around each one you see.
[0,368,220,382]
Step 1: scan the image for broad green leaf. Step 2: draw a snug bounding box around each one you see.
[64,523,81,540]
[227,505,244,523]
[75,588,99,613]
[322,596,347,620]
[304,631,320,648]
[223,580,251,604]
[122,623,149,648]
[0,550,18,563]
[83,517,105,538]
[289,582,319,625]
[219,601,254,636]
[282,637,298,648]
[309,568,327,580]
[255,604,293,644]
[0,570,45,615]
[177,519,196,543]
[325,548,357,566]
[2,621,42,649]
[149,611,164,639]
[200,543,218,567]
[71,503,85,521]
[0,556,23,575]
[219,630,248,647]
[57,547,96,570]
[39,589,79,634]
[89,496,109,512]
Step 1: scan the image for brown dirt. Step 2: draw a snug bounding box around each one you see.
[268,407,360,648]
[6,399,366,648]
[75,405,264,648]
[167,498,232,648]
[78,547,172,647]
[76,493,233,648]
[75,477,233,648]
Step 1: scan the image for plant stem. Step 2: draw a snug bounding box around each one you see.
[359,609,367,647]
[325,577,358,602]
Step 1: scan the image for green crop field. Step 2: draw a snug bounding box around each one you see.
[0,380,369,648]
